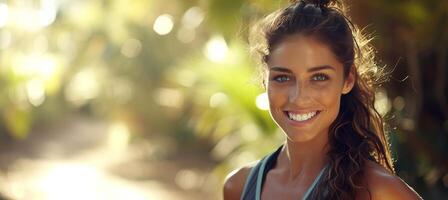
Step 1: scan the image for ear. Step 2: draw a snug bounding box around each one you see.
[342,66,355,94]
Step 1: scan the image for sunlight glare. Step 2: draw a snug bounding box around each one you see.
[38,163,102,200]
[0,30,12,49]
[374,89,391,116]
[108,122,130,153]
[38,0,57,27]
[0,3,9,28]
[13,54,57,81]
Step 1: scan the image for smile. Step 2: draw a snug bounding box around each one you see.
[285,111,320,122]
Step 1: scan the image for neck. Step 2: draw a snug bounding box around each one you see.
[278,130,330,180]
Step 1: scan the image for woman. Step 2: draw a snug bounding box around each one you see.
[223,0,423,199]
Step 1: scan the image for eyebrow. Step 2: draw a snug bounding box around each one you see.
[270,65,336,73]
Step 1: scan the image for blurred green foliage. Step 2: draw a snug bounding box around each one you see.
[0,0,447,199]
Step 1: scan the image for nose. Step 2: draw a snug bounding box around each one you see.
[288,82,311,104]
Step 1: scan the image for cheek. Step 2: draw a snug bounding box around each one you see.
[315,87,340,104]
[313,87,343,122]
[267,86,289,123]
[267,85,286,105]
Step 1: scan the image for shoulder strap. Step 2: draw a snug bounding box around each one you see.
[240,146,283,200]
[302,164,328,200]
[240,158,263,200]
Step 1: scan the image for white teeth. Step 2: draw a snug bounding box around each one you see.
[288,111,317,122]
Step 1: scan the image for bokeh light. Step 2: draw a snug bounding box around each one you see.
[255,92,269,110]
[204,35,228,63]
[121,38,142,58]
[65,68,101,106]
[153,14,174,35]
[209,92,228,108]
[374,89,391,116]
[26,79,46,107]
[108,122,130,153]
[155,88,183,108]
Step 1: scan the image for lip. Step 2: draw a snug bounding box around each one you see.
[283,110,321,127]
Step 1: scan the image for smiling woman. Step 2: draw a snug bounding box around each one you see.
[223,0,423,200]
[266,36,354,144]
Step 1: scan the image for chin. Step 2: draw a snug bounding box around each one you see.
[283,129,319,143]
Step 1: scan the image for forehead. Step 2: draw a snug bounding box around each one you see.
[267,35,342,71]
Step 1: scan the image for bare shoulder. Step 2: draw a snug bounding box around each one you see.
[223,161,257,200]
[363,161,423,200]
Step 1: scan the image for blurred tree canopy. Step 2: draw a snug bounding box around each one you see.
[0,0,447,199]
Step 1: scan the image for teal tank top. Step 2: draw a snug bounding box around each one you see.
[240,146,328,200]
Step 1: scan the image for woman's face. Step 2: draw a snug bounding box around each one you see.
[266,35,354,143]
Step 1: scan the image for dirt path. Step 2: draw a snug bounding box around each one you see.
[0,115,220,200]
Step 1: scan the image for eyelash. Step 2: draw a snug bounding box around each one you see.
[311,73,330,81]
[272,75,290,82]
[271,73,329,83]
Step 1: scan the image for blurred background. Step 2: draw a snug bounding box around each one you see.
[0,0,446,199]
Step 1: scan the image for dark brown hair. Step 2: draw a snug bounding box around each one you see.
[250,0,394,199]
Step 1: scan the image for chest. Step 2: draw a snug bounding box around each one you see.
[260,181,372,200]
[260,171,315,200]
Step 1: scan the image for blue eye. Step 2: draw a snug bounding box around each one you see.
[272,75,290,83]
[311,73,329,81]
